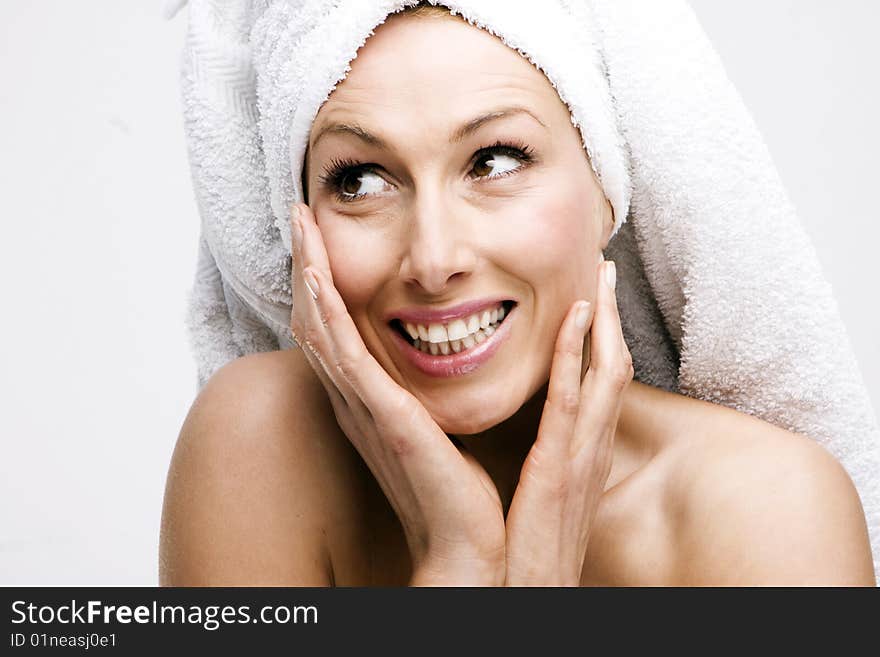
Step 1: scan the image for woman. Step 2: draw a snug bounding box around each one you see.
[159,4,875,585]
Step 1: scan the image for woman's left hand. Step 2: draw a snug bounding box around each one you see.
[504,259,633,586]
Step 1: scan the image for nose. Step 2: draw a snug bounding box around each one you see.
[398,194,476,296]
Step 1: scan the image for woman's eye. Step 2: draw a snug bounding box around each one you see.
[474,150,522,178]
[321,144,532,202]
[338,169,390,199]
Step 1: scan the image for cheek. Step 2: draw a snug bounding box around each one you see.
[494,193,593,292]
[317,218,391,310]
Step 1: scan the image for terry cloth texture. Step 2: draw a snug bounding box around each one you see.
[168,0,880,581]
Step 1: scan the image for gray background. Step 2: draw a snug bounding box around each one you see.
[1,1,877,584]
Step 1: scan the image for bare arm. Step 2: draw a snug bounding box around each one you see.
[676,424,875,586]
[159,352,360,586]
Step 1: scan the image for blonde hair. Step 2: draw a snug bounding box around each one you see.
[399,2,454,20]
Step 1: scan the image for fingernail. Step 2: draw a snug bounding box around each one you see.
[575,301,590,331]
[605,260,616,290]
[303,268,319,301]
[291,204,301,219]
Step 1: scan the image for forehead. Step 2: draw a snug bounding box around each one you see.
[310,13,569,137]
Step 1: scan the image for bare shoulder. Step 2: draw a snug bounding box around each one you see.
[663,398,875,585]
[159,349,369,585]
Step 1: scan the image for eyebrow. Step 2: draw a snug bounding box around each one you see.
[309,106,548,151]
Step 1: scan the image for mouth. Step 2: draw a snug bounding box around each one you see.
[389,300,517,356]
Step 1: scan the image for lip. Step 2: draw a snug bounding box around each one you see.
[388,304,517,378]
[384,297,513,326]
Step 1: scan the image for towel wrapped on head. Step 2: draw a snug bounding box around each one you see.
[169,0,880,581]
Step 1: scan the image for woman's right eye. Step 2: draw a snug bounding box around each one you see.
[338,168,391,200]
[319,160,393,203]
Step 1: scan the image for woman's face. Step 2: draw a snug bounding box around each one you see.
[304,12,613,435]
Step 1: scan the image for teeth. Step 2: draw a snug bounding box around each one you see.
[446,318,469,341]
[427,323,448,343]
[412,303,507,343]
[466,315,480,334]
[401,302,512,354]
[412,327,495,354]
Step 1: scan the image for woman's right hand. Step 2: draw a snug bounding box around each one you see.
[289,203,506,585]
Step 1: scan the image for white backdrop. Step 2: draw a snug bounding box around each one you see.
[1,1,877,585]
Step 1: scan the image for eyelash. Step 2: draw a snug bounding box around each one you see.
[317,140,536,203]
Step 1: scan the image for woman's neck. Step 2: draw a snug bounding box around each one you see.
[453,380,658,515]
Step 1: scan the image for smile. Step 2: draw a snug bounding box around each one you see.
[387,300,517,377]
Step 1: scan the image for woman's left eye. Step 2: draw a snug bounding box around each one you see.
[469,144,533,181]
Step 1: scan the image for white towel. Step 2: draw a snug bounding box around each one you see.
[169,0,880,582]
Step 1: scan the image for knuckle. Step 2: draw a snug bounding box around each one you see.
[334,353,361,383]
[546,479,570,504]
[597,355,633,390]
[611,365,631,390]
[377,394,432,458]
[553,342,581,361]
[550,390,581,416]
[599,362,629,391]
[381,425,414,457]
[302,325,321,349]
[317,302,334,328]
[319,296,346,329]
[385,391,426,432]
[370,386,412,426]
[530,466,570,502]
[386,389,416,416]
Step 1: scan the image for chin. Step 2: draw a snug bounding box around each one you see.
[434,415,497,436]
[418,386,523,437]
